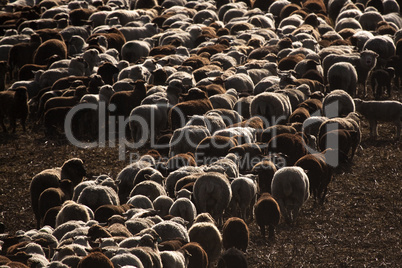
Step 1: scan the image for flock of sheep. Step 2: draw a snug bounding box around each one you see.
[1,0,402,267]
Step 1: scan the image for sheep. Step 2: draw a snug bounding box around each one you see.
[38,57,89,89]
[37,180,73,228]
[185,114,226,135]
[205,109,243,127]
[249,92,292,127]
[55,201,94,227]
[87,28,126,52]
[221,217,249,252]
[217,247,248,268]
[119,23,160,41]
[192,172,232,225]
[76,184,119,212]
[169,88,214,130]
[288,106,310,124]
[229,176,257,221]
[0,86,28,133]
[153,195,174,217]
[318,112,361,163]
[370,67,394,99]
[169,125,210,158]
[129,98,170,146]
[33,39,67,65]
[271,166,310,224]
[180,242,208,268]
[354,99,402,140]
[159,250,188,268]
[322,50,378,96]
[188,222,222,268]
[129,180,166,202]
[254,193,281,240]
[322,89,355,118]
[302,116,329,138]
[121,39,153,63]
[267,133,308,166]
[295,153,332,204]
[169,198,197,224]
[151,220,189,243]
[110,253,144,268]
[327,62,358,97]
[195,136,238,164]
[77,251,113,268]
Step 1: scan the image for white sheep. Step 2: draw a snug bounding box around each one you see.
[55,201,94,227]
[192,172,232,225]
[119,23,160,41]
[322,89,355,118]
[169,197,197,224]
[76,184,120,212]
[169,125,211,158]
[152,220,190,243]
[188,221,222,268]
[354,99,402,140]
[160,250,188,268]
[271,166,310,223]
[185,114,226,135]
[110,252,145,268]
[121,39,153,63]
[250,92,292,127]
[127,194,154,209]
[129,98,170,145]
[230,176,258,221]
[327,61,358,97]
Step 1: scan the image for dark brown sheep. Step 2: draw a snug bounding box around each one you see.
[222,217,249,252]
[109,79,147,118]
[168,88,214,130]
[77,251,114,268]
[43,85,87,115]
[69,8,94,26]
[278,54,306,71]
[166,153,196,173]
[217,247,248,268]
[0,61,7,91]
[288,106,310,124]
[318,128,359,163]
[254,193,281,240]
[37,179,73,228]
[33,38,67,66]
[267,133,308,166]
[97,62,119,85]
[295,153,332,204]
[260,125,297,143]
[251,160,277,194]
[0,86,28,133]
[18,54,61,81]
[195,135,238,164]
[8,33,42,80]
[371,67,394,99]
[180,242,209,268]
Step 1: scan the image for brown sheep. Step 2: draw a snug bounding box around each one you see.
[252,0,275,12]
[37,179,73,228]
[260,125,297,143]
[294,153,332,204]
[267,133,308,166]
[297,98,323,115]
[77,251,113,268]
[278,54,306,71]
[222,217,249,252]
[0,61,7,91]
[254,193,281,240]
[195,135,238,164]
[43,85,87,115]
[180,242,209,268]
[18,54,61,81]
[251,160,277,194]
[318,129,359,164]
[97,62,119,85]
[33,38,67,65]
[288,106,310,124]
[0,86,28,133]
[168,88,214,130]
[86,28,126,52]
[69,8,94,26]
[8,33,42,80]
[166,153,196,173]
[109,79,147,118]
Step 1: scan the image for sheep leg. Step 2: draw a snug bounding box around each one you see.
[259,224,266,239]
[0,116,7,132]
[10,116,16,133]
[268,225,275,241]
[395,119,401,140]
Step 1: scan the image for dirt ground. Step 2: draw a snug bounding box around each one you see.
[0,98,401,267]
